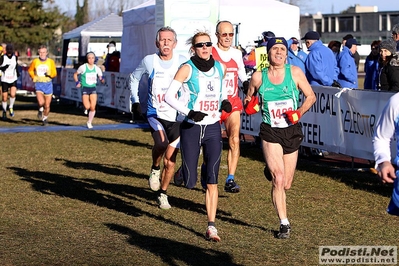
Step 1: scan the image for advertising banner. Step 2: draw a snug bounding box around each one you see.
[240,87,396,161]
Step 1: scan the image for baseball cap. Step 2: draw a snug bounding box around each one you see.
[345,39,361,48]
[262,31,275,40]
[291,37,299,44]
[301,31,320,40]
[266,37,288,52]
[343,34,354,40]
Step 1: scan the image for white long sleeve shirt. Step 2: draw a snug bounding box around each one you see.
[373,92,399,170]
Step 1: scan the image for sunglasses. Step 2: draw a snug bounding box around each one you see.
[194,42,213,48]
[218,32,234,37]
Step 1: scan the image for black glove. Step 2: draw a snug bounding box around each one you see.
[0,64,9,72]
[132,102,142,117]
[241,80,249,95]
[132,102,142,114]
[220,99,232,113]
[187,110,208,122]
[132,103,145,122]
[331,80,342,88]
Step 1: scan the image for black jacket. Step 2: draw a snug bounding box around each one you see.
[379,53,399,92]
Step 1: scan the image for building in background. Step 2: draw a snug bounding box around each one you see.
[300,4,399,56]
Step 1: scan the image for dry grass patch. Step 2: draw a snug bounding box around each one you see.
[0,97,398,265]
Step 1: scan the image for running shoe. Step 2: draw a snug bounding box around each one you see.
[157,193,171,210]
[2,111,6,121]
[277,224,291,239]
[206,226,221,242]
[42,119,48,126]
[200,163,207,191]
[224,179,240,193]
[9,108,14,117]
[84,109,88,115]
[148,168,161,191]
[174,166,183,186]
[87,122,93,129]
[37,110,43,120]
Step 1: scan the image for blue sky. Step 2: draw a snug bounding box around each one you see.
[50,0,393,15]
[312,0,392,14]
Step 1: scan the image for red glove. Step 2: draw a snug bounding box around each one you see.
[284,110,301,124]
[244,95,260,115]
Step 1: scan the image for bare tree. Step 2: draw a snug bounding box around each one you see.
[89,0,107,19]
[89,0,146,18]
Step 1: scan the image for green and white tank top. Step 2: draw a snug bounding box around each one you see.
[258,64,299,128]
[81,64,98,88]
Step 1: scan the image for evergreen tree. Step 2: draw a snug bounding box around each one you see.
[0,0,69,51]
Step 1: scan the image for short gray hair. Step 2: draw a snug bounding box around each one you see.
[156,26,177,43]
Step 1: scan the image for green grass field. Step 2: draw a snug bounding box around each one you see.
[0,97,397,266]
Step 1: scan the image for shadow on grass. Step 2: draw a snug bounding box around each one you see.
[9,166,147,217]
[236,140,393,198]
[84,135,152,149]
[105,223,243,266]
[9,164,268,237]
[1,117,44,126]
[53,158,267,230]
[54,158,148,179]
[3,117,78,127]
[296,157,393,198]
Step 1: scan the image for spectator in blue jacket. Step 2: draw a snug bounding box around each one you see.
[287,37,306,73]
[289,37,307,62]
[364,40,381,90]
[337,38,360,88]
[301,31,340,87]
[342,34,360,70]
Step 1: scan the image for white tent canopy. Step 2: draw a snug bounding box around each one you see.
[62,13,123,67]
[219,0,300,47]
[120,0,156,74]
[119,0,300,74]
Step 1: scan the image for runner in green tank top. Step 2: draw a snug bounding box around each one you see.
[244,37,316,239]
[73,52,105,129]
[258,64,300,127]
